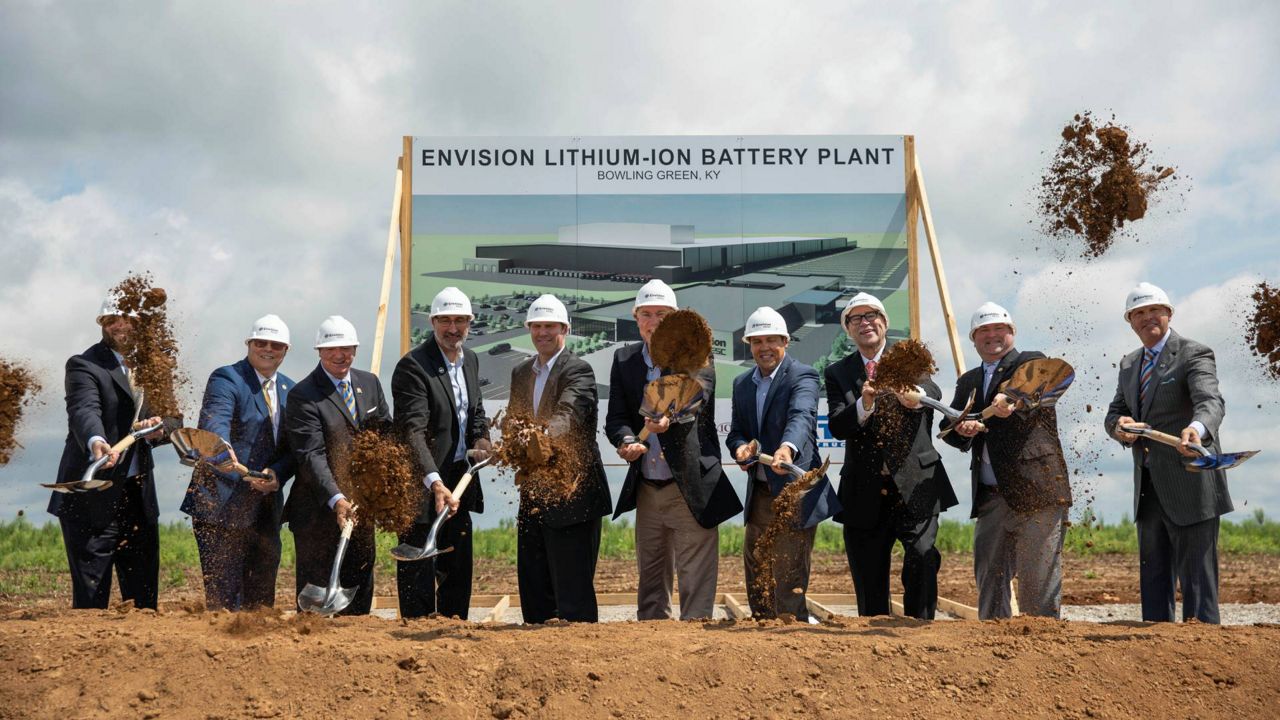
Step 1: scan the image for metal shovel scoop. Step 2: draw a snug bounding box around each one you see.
[42,424,164,493]
[298,507,359,616]
[977,358,1075,421]
[910,389,976,439]
[744,440,831,487]
[170,427,273,480]
[390,451,493,562]
[1120,425,1260,471]
[634,374,706,446]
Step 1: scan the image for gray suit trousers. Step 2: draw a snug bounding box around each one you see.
[973,488,1066,620]
[1137,471,1220,623]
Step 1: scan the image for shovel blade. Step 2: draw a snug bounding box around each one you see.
[41,479,113,493]
[297,582,359,616]
[1189,450,1259,471]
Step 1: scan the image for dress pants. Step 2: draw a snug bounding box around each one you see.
[292,514,375,616]
[397,509,474,619]
[1137,471,1221,623]
[973,485,1066,620]
[744,480,816,621]
[192,514,282,610]
[517,513,602,623]
[59,476,159,609]
[843,481,941,619]
[635,480,719,620]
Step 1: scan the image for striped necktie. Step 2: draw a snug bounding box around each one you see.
[1139,348,1158,405]
[339,380,357,421]
[865,360,877,380]
[261,378,274,418]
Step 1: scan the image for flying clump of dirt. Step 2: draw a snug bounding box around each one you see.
[1245,281,1280,381]
[749,460,828,617]
[109,273,186,417]
[650,309,713,373]
[493,411,586,507]
[0,359,42,466]
[345,426,423,534]
[1038,112,1178,258]
[873,339,937,394]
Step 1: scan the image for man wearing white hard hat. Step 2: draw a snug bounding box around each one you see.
[391,287,492,619]
[505,294,613,623]
[1105,282,1231,623]
[605,280,741,620]
[47,292,178,610]
[181,314,297,610]
[940,302,1071,620]
[824,292,957,619]
[284,315,390,616]
[727,306,841,620]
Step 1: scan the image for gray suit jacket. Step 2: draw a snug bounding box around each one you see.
[1105,330,1232,526]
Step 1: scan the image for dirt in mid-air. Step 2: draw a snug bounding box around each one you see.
[109,273,186,418]
[345,427,423,535]
[493,411,586,506]
[649,308,712,374]
[749,462,829,616]
[1038,112,1179,258]
[873,338,938,394]
[1245,280,1280,381]
[0,358,41,466]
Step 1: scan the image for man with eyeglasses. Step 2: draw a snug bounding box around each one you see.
[824,293,956,619]
[181,314,296,610]
[392,287,492,619]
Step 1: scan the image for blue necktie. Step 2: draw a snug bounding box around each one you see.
[1139,349,1158,405]
[339,380,357,421]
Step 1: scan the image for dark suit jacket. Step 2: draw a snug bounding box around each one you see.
[824,352,957,528]
[1105,330,1231,526]
[507,350,613,528]
[725,354,841,529]
[605,342,741,528]
[181,359,296,529]
[940,349,1072,517]
[282,364,390,531]
[48,341,181,529]
[391,335,490,521]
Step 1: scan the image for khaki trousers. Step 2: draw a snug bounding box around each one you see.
[635,481,719,620]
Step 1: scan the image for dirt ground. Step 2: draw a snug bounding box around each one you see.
[2,606,1278,719]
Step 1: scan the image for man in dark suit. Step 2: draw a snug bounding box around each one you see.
[506,295,613,623]
[1105,282,1231,623]
[48,296,180,609]
[606,280,741,621]
[825,292,957,619]
[283,315,390,616]
[391,287,491,619]
[727,306,841,621]
[181,314,296,610]
[941,302,1071,620]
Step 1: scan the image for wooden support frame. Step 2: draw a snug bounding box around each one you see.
[399,136,414,356]
[369,161,404,376]
[911,154,966,375]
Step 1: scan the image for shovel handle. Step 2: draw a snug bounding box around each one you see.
[1123,425,1183,447]
[229,462,270,480]
[637,426,651,443]
[453,471,475,503]
[979,396,1017,420]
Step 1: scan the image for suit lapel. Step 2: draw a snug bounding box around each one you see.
[426,337,458,417]
[1141,332,1178,419]
[463,350,480,417]
[988,350,1020,404]
[1123,348,1142,417]
[760,355,790,433]
[536,352,571,420]
[240,361,270,421]
[317,366,357,429]
[95,344,134,401]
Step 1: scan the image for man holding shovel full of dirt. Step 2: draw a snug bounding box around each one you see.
[1105,282,1231,623]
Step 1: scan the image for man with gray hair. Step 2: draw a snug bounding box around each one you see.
[1105,282,1231,623]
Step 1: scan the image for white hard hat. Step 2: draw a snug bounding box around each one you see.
[246,314,291,346]
[525,294,570,328]
[96,293,137,321]
[742,306,789,341]
[314,315,359,348]
[969,302,1016,340]
[429,287,474,319]
[634,279,678,310]
[1123,282,1174,321]
[840,292,889,338]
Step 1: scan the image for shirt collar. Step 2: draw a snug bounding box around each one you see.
[641,343,655,370]
[255,370,278,386]
[860,344,885,366]
[1147,332,1170,355]
[322,368,351,387]
[752,363,780,384]
[534,347,564,375]
[111,350,127,369]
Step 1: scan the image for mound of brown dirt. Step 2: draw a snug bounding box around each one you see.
[1246,280,1280,381]
[109,273,186,417]
[1038,112,1178,257]
[649,309,712,374]
[0,358,41,466]
[345,428,423,534]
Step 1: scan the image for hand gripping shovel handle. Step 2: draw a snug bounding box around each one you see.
[1121,425,1185,449]
[43,428,148,493]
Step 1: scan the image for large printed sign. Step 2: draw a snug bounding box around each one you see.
[410,135,912,464]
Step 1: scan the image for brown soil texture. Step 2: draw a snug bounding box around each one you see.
[2,608,1278,719]
[110,273,186,417]
[1038,112,1178,257]
[749,463,828,614]
[1245,281,1280,381]
[874,338,937,393]
[345,427,423,535]
[0,358,41,466]
[494,412,584,505]
[648,308,712,373]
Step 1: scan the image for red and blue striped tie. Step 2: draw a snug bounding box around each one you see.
[1139,348,1158,404]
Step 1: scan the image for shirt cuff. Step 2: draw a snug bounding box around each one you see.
[782,441,798,454]
[327,492,346,510]
[88,436,107,455]
[426,472,443,489]
[1189,421,1207,441]
[855,397,872,425]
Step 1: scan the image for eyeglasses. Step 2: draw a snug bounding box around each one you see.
[844,311,883,326]
[250,339,288,351]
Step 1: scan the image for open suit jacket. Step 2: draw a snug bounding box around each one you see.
[391,335,490,522]
[725,353,841,529]
[605,342,742,528]
[282,365,390,530]
[824,353,957,528]
[1104,330,1231,526]
[181,359,296,529]
[940,349,1072,518]
[48,341,181,529]
[507,350,613,528]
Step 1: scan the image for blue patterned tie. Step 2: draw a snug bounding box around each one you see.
[1139,348,1158,405]
[339,380,357,421]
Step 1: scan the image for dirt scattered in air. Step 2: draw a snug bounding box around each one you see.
[109,273,186,417]
[493,410,586,507]
[344,426,423,534]
[0,358,42,466]
[1245,280,1280,381]
[749,460,828,617]
[649,309,712,373]
[873,338,937,394]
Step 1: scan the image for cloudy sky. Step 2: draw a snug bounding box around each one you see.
[2,0,1277,528]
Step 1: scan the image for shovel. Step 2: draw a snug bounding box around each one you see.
[170,427,273,480]
[1119,425,1260,471]
[633,374,706,446]
[42,424,165,493]
[297,507,360,616]
[883,388,978,439]
[975,358,1076,421]
[742,439,831,487]
[390,451,493,562]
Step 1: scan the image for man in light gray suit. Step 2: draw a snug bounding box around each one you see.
[1105,282,1231,624]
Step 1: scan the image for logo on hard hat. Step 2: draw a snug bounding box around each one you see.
[443,301,463,308]
[643,292,662,299]
[324,332,344,338]
[1133,294,1154,302]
